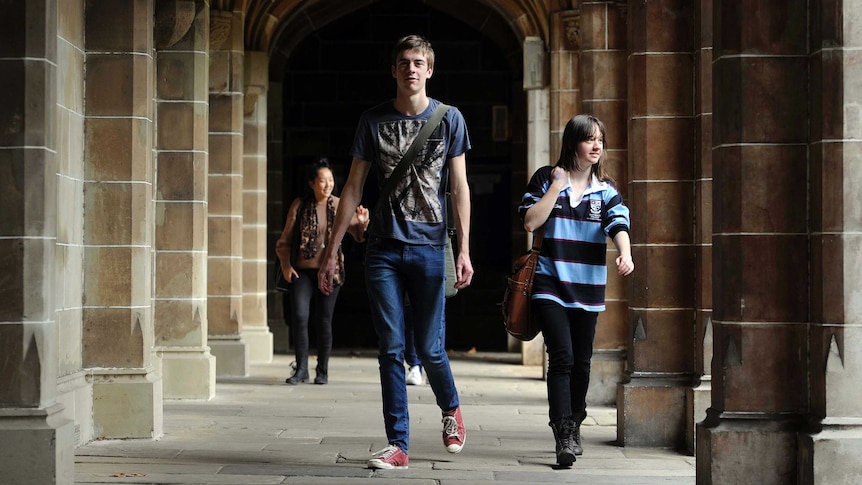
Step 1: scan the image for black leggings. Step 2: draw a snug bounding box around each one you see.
[533,299,598,424]
[289,268,340,369]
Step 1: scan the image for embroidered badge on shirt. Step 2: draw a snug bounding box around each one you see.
[589,199,602,220]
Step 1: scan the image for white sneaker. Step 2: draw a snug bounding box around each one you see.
[406,365,423,385]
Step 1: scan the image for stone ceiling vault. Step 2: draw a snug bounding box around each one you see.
[239,0,557,70]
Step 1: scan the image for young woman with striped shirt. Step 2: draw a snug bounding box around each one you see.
[519,114,634,467]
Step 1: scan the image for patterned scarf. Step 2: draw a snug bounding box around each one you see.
[297,195,344,286]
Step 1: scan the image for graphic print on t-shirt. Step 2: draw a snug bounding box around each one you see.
[377,118,445,224]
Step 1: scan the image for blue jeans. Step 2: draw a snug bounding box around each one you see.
[365,238,459,453]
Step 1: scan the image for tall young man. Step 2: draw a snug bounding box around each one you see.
[318,34,474,470]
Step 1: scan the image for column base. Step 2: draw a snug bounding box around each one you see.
[92,369,163,439]
[799,420,862,484]
[520,334,544,366]
[57,371,93,445]
[587,350,626,406]
[158,348,216,400]
[209,336,249,377]
[0,403,76,484]
[243,325,273,364]
[696,410,798,484]
[617,373,687,447]
[686,379,711,454]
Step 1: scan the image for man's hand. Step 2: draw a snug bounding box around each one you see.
[453,252,474,290]
[318,255,337,295]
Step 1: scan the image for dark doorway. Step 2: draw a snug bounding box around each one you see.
[278,0,521,352]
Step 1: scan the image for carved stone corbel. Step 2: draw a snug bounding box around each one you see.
[560,10,580,51]
[210,10,233,51]
[243,88,260,116]
[616,0,628,22]
[154,0,197,49]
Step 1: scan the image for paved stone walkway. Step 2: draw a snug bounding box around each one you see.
[76,351,696,484]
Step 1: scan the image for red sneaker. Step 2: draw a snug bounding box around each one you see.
[367,444,409,469]
[442,407,466,453]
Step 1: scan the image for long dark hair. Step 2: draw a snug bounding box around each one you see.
[556,114,613,183]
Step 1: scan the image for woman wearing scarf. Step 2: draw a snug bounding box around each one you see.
[276,158,369,384]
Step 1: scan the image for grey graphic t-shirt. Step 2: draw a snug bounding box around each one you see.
[351,98,470,245]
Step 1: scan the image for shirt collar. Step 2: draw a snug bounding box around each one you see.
[565,174,608,207]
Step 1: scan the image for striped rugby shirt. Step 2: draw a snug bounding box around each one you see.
[518,165,630,312]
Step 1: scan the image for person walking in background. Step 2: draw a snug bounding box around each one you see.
[318,35,474,470]
[275,158,369,385]
[519,114,634,467]
[403,296,430,386]
[404,314,424,386]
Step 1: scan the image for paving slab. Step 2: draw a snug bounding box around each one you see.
[75,351,696,484]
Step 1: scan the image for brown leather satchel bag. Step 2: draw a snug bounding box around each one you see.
[501,226,545,341]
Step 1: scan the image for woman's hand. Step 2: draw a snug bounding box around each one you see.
[550,166,568,191]
[616,255,634,276]
[356,205,370,229]
[282,264,300,283]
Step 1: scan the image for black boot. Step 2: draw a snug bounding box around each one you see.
[314,359,328,385]
[572,419,583,456]
[285,360,308,385]
[550,418,577,466]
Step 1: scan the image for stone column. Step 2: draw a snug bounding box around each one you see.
[154,1,216,399]
[688,0,714,454]
[82,0,163,438]
[0,1,75,483]
[802,3,862,481]
[697,2,810,483]
[576,2,630,406]
[806,0,862,482]
[55,0,93,447]
[208,9,248,376]
[266,80,289,354]
[617,0,696,448]
[519,36,549,366]
[242,51,274,364]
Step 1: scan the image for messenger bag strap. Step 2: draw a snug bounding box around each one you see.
[374,103,450,216]
[531,225,545,251]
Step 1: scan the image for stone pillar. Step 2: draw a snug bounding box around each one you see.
[242,51,274,364]
[154,1,216,400]
[0,1,75,483]
[547,15,580,177]
[617,0,695,448]
[688,0,714,454]
[82,0,163,439]
[55,0,94,447]
[697,2,810,483]
[208,9,248,376]
[575,2,630,406]
[800,1,862,483]
[518,36,549,366]
[266,80,289,354]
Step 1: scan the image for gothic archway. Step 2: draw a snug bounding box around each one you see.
[261,0,532,352]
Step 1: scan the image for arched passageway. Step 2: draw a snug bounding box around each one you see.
[8,2,862,483]
[265,0,527,352]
